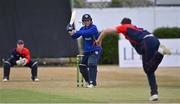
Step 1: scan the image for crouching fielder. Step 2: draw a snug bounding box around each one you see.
[3,40,39,82]
[67,14,102,88]
[95,18,171,101]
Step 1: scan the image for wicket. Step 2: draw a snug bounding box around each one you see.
[76,55,85,87]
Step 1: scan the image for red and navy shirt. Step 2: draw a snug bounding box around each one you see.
[116,24,151,54]
[9,47,31,64]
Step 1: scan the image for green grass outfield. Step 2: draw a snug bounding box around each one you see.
[1,86,180,103]
[0,66,180,103]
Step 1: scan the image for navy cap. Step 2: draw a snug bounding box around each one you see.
[17,40,24,45]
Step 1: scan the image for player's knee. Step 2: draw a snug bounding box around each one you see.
[3,61,11,69]
[88,64,97,71]
[31,61,38,69]
[143,64,154,74]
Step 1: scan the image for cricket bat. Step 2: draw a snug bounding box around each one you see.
[69,10,76,25]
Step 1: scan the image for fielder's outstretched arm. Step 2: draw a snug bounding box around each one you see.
[96,27,117,46]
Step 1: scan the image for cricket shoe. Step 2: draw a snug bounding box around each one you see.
[32,77,39,82]
[149,94,158,101]
[86,84,95,88]
[2,78,8,82]
[159,44,171,55]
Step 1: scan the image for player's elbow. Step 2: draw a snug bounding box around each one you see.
[72,34,80,39]
[101,29,110,37]
[107,27,117,33]
[72,36,77,39]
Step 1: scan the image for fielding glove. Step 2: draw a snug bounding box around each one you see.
[16,57,27,66]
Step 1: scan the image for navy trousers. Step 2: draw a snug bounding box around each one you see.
[3,58,38,80]
[141,36,164,95]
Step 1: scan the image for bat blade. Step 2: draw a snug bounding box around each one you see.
[69,11,76,25]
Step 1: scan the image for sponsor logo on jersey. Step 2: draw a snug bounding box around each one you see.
[84,37,92,40]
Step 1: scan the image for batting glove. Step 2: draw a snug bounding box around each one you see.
[66,24,74,32]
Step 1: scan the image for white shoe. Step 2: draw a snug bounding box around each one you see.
[149,94,158,101]
[33,78,39,82]
[86,84,95,88]
[2,78,8,82]
[160,44,171,55]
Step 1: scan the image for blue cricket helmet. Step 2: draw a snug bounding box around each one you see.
[82,14,92,21]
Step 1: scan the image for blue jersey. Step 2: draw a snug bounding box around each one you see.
[72,24,102,53]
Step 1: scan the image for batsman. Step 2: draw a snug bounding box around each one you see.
[2,40,39,82]
[67,14,102,88]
